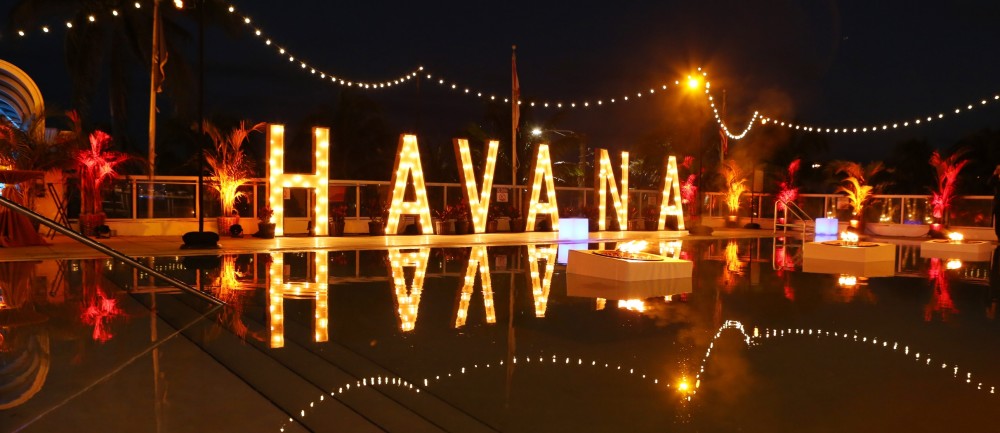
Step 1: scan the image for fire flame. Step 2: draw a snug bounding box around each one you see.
[840,231,859,246]
[948,232,964,242]
[616,240,648,255]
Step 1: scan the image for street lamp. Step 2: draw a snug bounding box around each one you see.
[682,72,713,235]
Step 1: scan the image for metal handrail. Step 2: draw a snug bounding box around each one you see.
[773,199,813,238]
[0,196,222,305]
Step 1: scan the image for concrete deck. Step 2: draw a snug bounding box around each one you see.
[0,228,778,261]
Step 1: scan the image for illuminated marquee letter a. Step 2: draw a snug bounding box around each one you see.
[526,144,559,231]
[267,124,330,236]
[386,134,434,235]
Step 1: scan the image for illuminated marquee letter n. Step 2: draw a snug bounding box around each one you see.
[526,144,559,231]
[267,124,330,236]
[594,149,629,231]
[386,134,434,235]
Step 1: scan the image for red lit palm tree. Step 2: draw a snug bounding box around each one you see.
[74,129,130,219]
[928,148,969,224]
[775,159,801,210]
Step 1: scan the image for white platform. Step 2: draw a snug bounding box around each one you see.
[566,250,692,281]
[567,274,692,299]
[803,241,896,262]
[803,258,896,277]
[920,240,995,261]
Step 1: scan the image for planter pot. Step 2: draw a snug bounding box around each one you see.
[329,220,346,237]
[255,222,276,239]
[217,216,240,236]
[510,218,526,233]
[725,215,739,228]
[628,218,645,231]
[434,220,455,235]
[368,221,385,236]
[79,212,106,237]
[486,220,499,233]
[455,220,471,235]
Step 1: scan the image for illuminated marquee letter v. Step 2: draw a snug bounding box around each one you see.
[267,124,330,236]
[386,134,434,235]
[454,138,499,234]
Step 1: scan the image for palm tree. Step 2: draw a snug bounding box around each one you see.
[928,148,970,222]
[830,161,887,222]
[203,120,263,217]
[720,159,747,219]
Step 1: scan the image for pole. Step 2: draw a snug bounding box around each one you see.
[511,45,519,205]
[147,0,161,219]
[197,0,205,232]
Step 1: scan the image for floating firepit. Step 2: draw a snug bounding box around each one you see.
[567,240,692,282]
[804,231,896,265]
[921,231,993,260]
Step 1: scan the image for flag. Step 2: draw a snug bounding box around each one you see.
[152,0,168,93]
[512,49,520,132]
[719,127,728,159]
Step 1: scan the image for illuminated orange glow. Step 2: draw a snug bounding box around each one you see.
[386,135,434,235]
[526,144,559,231]
[390,248,430,331]
[594,149,628,231]
[659,240,683,259]
[454,139,499,233]
[617,299,647,312]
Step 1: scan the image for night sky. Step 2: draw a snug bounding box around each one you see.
[3,0,1000,162]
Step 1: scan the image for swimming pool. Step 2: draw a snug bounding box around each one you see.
[2,237,998,432]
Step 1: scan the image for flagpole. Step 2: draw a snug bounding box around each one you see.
[511,45,519,208]
[148,0,161,219]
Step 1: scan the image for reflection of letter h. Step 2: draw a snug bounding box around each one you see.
[267,124,330,237]
[268,251,329,348]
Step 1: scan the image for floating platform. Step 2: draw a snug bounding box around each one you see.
[802,258,896,277]
[803,241,896,262]
[920,240,994,261]
[566,249,692,282]
[566,273,692,299]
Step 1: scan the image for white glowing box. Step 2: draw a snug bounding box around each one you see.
[566,250,692,282]
[803,241,896,262]
[920,239,994,261]
[559,218,589,241]
[567,273,692,299]
[815,217,839,235]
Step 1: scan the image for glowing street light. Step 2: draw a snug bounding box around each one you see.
[686,76,701,90]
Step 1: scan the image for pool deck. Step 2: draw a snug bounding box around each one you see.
[0,228,781,261]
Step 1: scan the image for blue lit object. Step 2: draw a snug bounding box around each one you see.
[814,234,838,243]
[815,218,839,236]
[559,218,589,241]
[557,243,589,264]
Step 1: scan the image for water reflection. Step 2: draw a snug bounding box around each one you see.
[268,251,329,347]
[389,248,429,332]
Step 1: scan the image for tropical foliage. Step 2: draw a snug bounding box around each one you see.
[74,130,130,215]
[203,121,264,216]
[775,159,801,210]
[831,161,886,217]
[928,148,969,219]
[720,159,746,214]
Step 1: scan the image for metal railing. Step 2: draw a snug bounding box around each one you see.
[773,199,813,237]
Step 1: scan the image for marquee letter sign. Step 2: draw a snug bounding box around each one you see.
[386,134,434,235]
[267,251,329,348]
[267,125,330,236]
[389,248,430,332]
[594,149,629,231]
[455,246,496,327]
[526,144,559,231]
[658,156,686,230]
[454,138,499,234]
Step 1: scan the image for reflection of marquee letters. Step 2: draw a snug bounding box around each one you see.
[386,135,434,235]
[527,244,557,317]
[455,246,496,327]
[267,125,330,236]
[389,248,430,331]
[594,149,629,231]
[454,139,499,234]
[658,156,685,231]
[526,144,559,231]
[268,252,329,348]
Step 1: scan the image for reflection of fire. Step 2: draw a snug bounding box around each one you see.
[945,259,962,270]
[618,299,647,312]
[838,275,858,287]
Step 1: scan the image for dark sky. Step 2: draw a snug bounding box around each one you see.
[3,0,1000,162]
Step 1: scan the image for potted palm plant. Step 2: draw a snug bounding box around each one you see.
[720,159,747,228]
[204,121,264,237]
[74,130,129,236]
[928,148,969,237]
[329,204,347,236]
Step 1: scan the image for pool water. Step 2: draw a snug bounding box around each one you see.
[2,238,999,432]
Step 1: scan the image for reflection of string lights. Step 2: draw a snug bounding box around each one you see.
[275,353,668,432]
[693,320,997,402]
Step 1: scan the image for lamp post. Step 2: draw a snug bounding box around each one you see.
[684,74,713,235]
